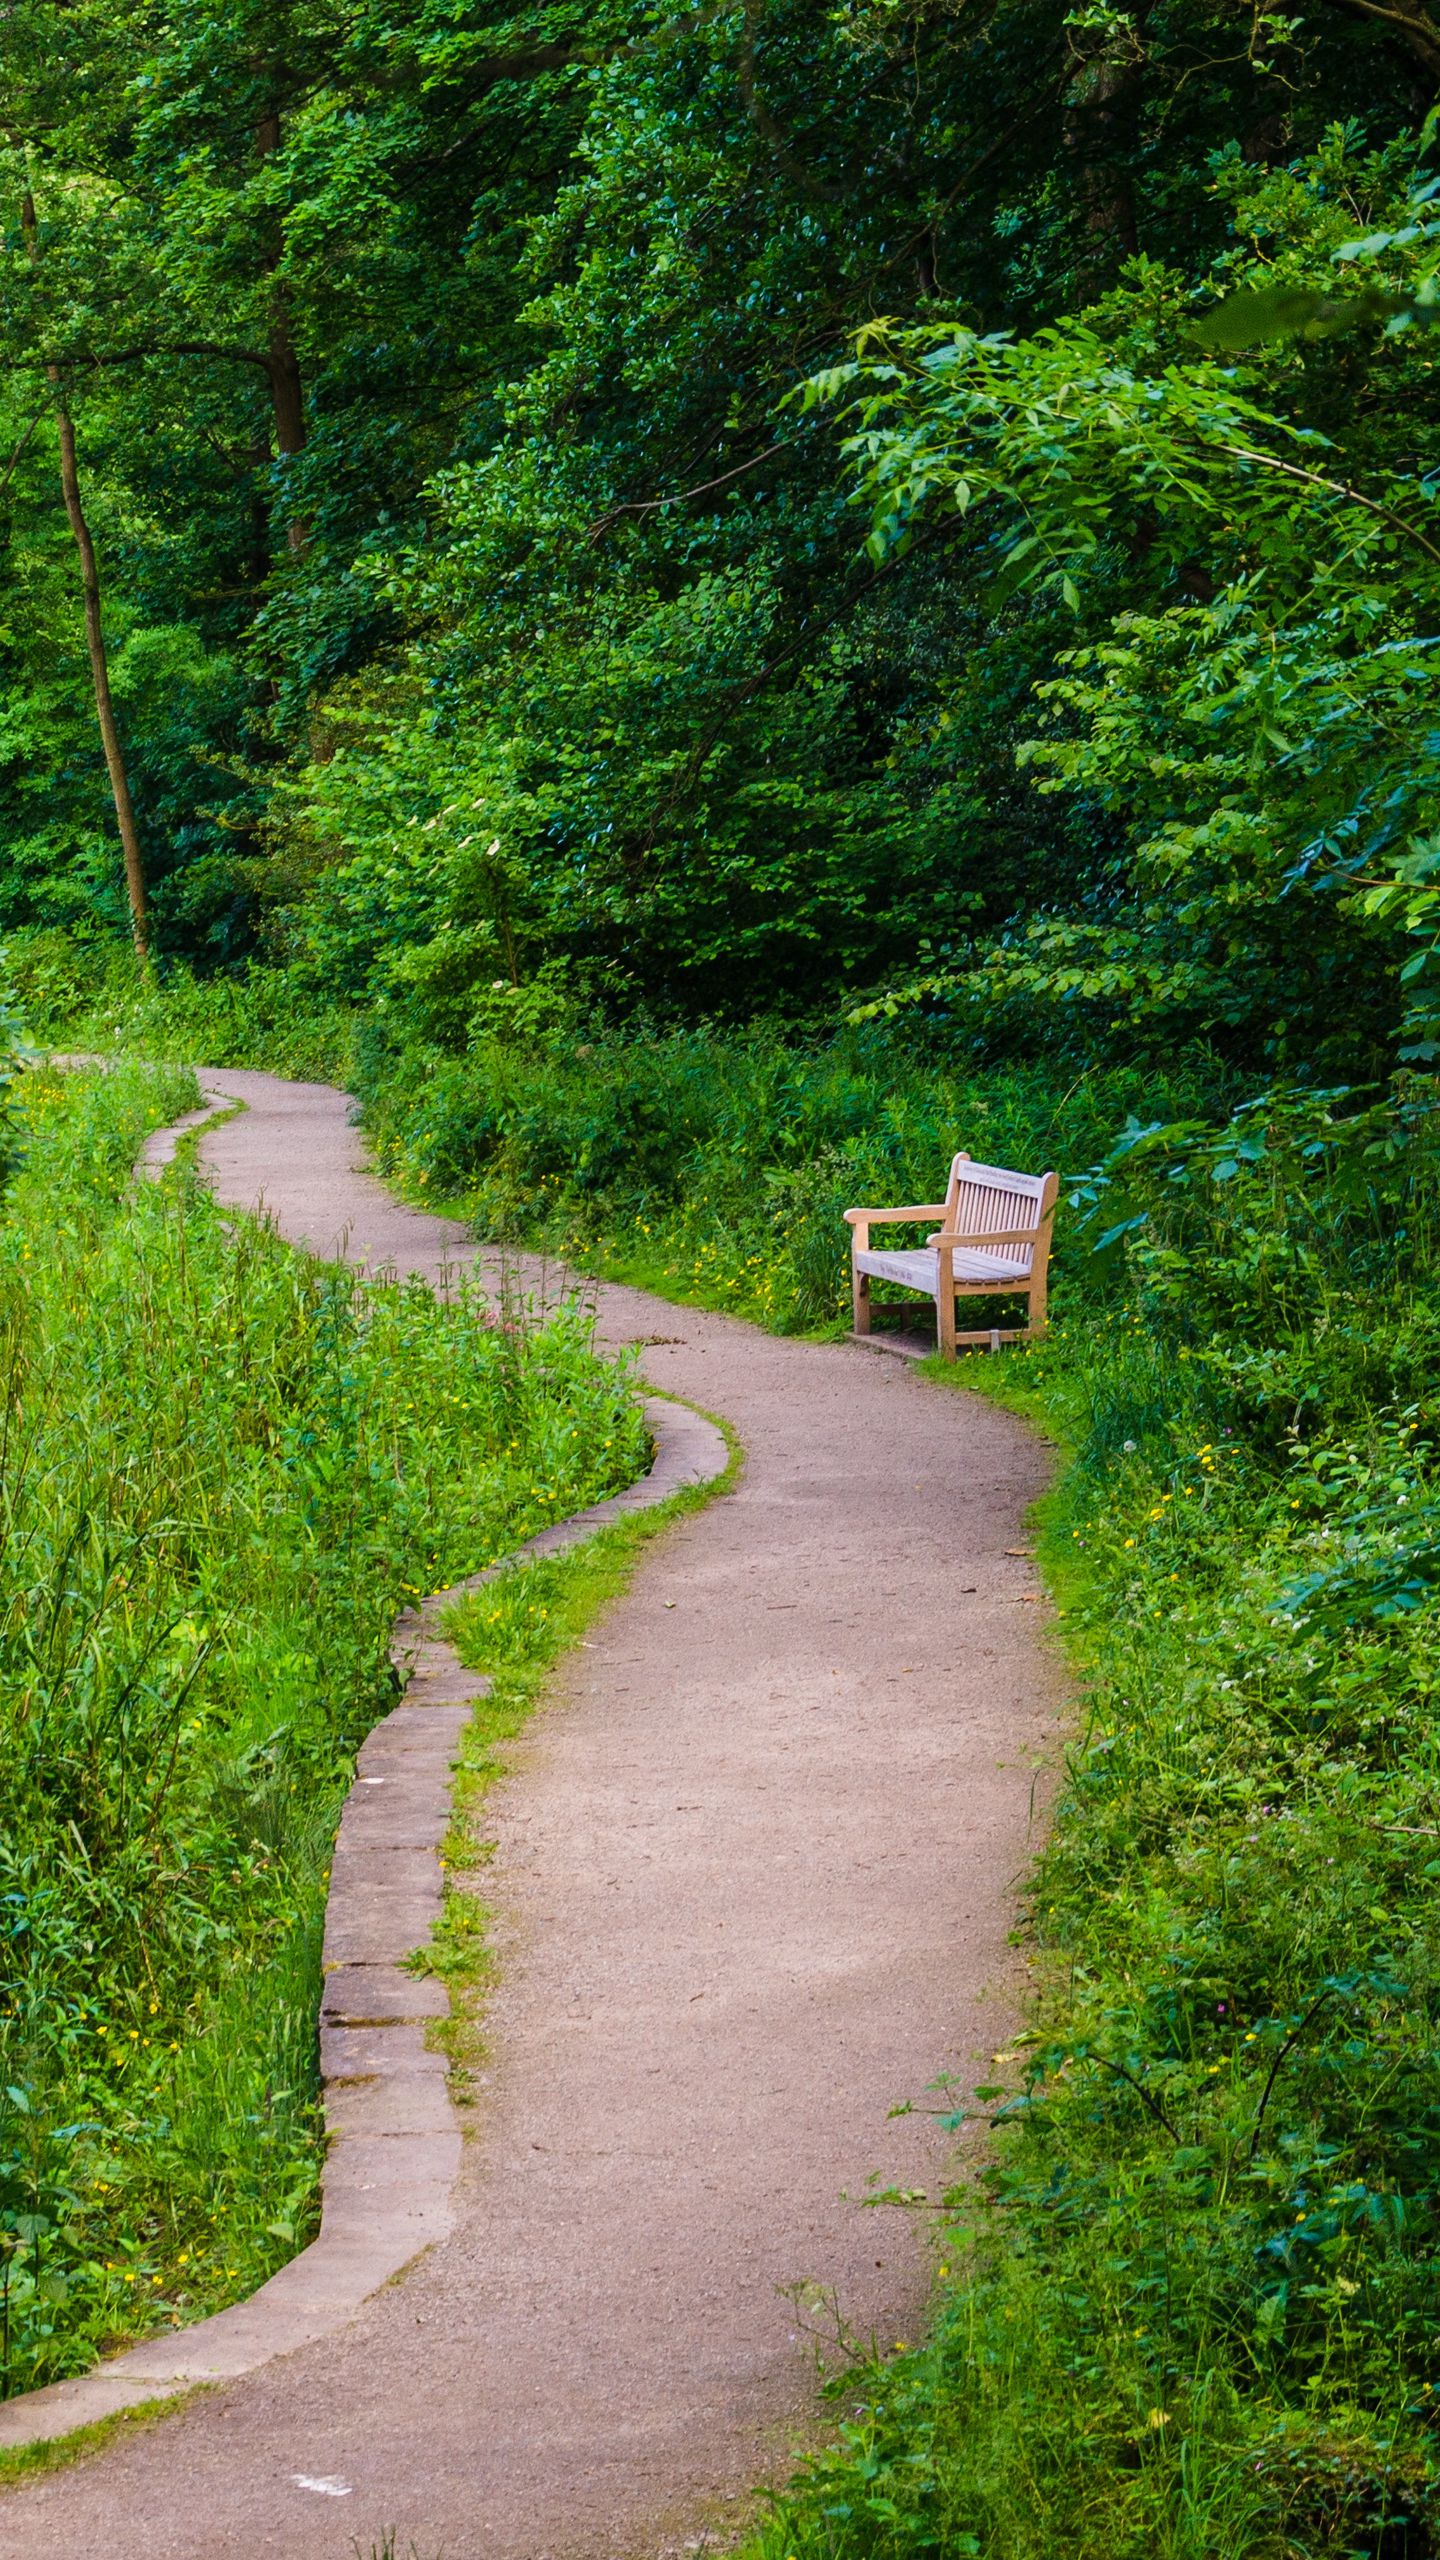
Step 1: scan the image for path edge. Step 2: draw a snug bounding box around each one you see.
[0,1107,729,2452]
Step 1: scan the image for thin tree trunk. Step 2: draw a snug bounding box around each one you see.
[53,406,150,962]
[21,188,149,964]
[1063,10,1148,262]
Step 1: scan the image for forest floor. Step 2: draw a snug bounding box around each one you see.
[0,1065,1065,2560]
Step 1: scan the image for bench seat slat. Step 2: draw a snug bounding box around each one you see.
[853,1245,1033,1290]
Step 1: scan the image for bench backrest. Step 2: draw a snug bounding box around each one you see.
[945,1153,1055,1267]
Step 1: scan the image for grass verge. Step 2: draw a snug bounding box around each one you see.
[746,1298,1440,2557]
[0,2390,195,2492]
[413,1406,741,2096]
[0,1059,647,2401]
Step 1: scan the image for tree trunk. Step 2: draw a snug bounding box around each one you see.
[1064,12,1148,263]
[21,190,150,964]
[53,407,150,964]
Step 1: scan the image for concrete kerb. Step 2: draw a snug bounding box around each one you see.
[137,1086,240,1176]
[0,1088,729,2454]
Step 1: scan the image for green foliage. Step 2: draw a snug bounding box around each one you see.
[0,0,614,951]
[32,935,361,1084]
[0,1057,643,2395]
[15,0,1440,2534]
[351,1016,1204,1330]
[719,1085,1440,2558]
[4,1,1424,1039]
[809,125,1440,1063]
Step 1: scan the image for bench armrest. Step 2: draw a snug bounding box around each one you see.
[844,1203,947,1226]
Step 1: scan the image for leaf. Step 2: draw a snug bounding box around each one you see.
[1092,1213,1149,1253]
[1193,284,1388,350]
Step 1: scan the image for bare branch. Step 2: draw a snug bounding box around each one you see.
[0,408,44,498]
[585,442,791,543]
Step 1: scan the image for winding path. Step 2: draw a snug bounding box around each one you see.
[1,1069,1064,2560]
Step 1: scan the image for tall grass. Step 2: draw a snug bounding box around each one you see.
[353,1020,1230,1333]
[334,1020,1440,2552]
[27,957,1440,2547]
[2,927,358,1085]
[742,1098,1440,2559]
[0,1059,645,2397]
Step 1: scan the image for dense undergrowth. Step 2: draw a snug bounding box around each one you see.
[352,1021,1214,1335]
[0,1055,644,2400]
[27,941,1225,1334]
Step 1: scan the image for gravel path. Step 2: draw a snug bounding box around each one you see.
[2,1068,1064,2560]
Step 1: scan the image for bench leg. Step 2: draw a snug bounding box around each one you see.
[852,1262,871,1336]
[1027,1271,1049,1341]
[936,1278,957,1360]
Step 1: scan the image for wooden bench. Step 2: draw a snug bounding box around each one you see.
[845,1152,1058,1356]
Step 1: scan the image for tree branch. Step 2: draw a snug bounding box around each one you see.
[1312,0,1440,76]
[31,342,273,374]
[1247,1989,1341,2160]
[585,442,791,543]
[0,409,45,498]
[1219,440,1440,567]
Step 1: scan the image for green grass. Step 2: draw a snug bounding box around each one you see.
[0,1057,646,2400]
[349,1019,1216,1343]
[23,960,1440,2549]
[416,1405,740,2093]
[0,2389,194,2492]
[743,1172,1440,2555]
[5,929,360,1086]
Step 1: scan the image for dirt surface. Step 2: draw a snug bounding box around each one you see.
[2,1067,1065,2560]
